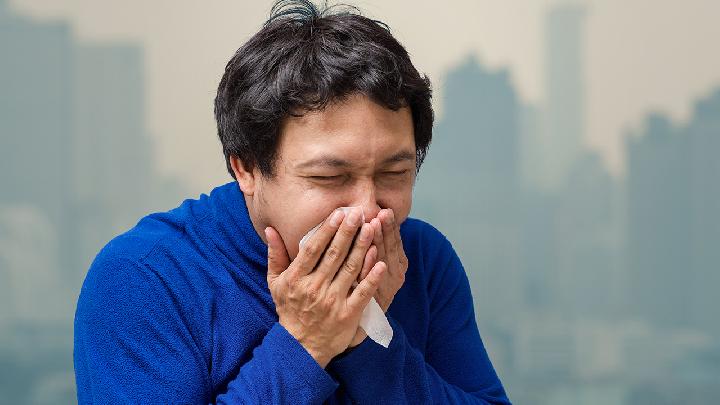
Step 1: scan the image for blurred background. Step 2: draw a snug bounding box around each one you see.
[1,0,719,403]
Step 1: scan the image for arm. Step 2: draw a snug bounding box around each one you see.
[327,238,511,404]
[73,256,337,404]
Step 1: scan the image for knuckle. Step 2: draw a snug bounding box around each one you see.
[365,276,379,290]
[285,272,299,287]
[337,311,351,323]
[287,288,300,301]
[324,293,337,308]
[290,279,305,294]
[325,245,342,263]
[341,260,359,276]
[306,286,321,302]
[397,259,407,271]
[303,243,319,258]
[356,286,372,300]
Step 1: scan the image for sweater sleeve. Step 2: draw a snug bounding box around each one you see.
[73,256,338,404]
[326,236,511,404]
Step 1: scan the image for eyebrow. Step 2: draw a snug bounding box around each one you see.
[295,150,416,170]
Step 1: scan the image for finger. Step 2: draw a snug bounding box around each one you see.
[397,227,408,268]
[371,217,386,261]
[313,207,364,282]
[295,209,346,276]
[384,208,407,267]
[357,244,377,283]
[380,209,400,272]
[265,226,290,282]
[347,261,387,313]
[331,223,374,294]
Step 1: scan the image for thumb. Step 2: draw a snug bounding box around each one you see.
[265,226,290,281]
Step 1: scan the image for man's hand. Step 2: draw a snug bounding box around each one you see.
[347,208,408,348]
[363,208,408,312]
[264,208,387,368]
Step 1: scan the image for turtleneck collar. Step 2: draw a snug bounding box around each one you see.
[204,181,269,272]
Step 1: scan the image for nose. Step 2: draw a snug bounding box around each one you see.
[351,179,381,223]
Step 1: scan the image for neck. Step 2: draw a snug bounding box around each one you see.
[242,192,269,245]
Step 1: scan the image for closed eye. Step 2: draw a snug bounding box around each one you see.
[306,175,348,184]
[309,175,343,180]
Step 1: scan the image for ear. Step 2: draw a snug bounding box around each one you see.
[229,155,257,195]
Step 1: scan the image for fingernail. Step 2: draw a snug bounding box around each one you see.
[329,210,344,227]
[347,209,361,226]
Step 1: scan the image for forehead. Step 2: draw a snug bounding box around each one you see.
[277,94,415,168]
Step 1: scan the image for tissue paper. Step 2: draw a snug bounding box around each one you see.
[299,207,393,348]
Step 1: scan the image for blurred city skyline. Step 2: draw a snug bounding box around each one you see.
[7,0,720,191]
[2,0,719,403]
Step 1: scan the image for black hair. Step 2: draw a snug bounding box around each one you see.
[214,0,434,179]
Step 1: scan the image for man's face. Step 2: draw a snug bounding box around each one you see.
[238,93,416,260]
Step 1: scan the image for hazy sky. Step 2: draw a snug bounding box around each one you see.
[11,0,720,193]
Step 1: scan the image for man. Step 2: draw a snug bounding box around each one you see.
[73,1,511,403]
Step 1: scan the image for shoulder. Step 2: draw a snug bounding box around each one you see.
[77,214,198,332]
[87,189,212,276]
[80,223,176,306]
[78,197,211,314]
[399,217,448,245]
[399,217,468,302]
[75,192,220,360]
[400,216,455,263]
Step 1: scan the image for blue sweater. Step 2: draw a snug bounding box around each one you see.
[73,181,511,404]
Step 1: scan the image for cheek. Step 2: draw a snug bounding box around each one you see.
[381,188,413,224]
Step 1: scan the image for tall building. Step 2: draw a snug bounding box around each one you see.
[0,0,182,321]
[412,54,523,328]
[0,1,74,233]
[554,151,621,319]
[518,102,543,190]
[627,90,720,337]
[687,89,720,337]
[0,0,76,316]
[0,2,183,401]
[626,114,692,329]
[539,4,587,191]
[70,43,156,279]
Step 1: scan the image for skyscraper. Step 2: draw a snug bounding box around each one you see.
[0,0,175,325]
[626,90,720,337]
[70,43,156,279]
[626,113,692,329]
[540,4,587,191]
[687,89,720,337]
[412,54,523,326]
[0,0,75,318]
[0,3,181,401]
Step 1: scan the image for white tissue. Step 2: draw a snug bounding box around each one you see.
[299,207,393,348]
